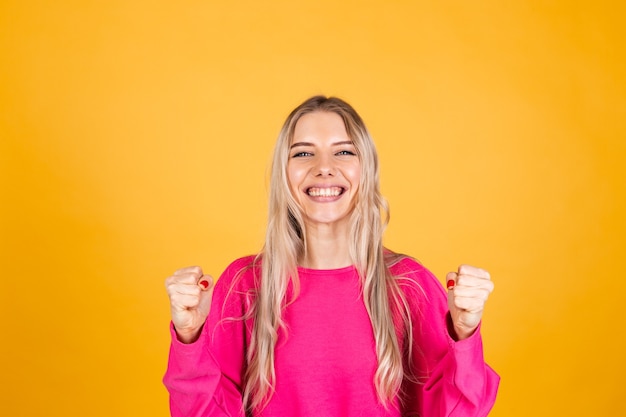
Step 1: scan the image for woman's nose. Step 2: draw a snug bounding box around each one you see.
[314,154,334,176]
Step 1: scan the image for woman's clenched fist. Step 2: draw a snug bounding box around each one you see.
[446,265,494,341]
[165,266,214,344]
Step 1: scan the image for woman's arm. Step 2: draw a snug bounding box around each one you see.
[411,324,500,417]
[164,323,245,417]
[163,257,254,417]
[396,259,500,416]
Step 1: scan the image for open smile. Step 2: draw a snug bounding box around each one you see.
[306,186,345,198]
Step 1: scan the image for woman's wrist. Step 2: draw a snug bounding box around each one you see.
[175,326,203,344]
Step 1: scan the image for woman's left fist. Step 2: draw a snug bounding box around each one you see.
[446,265,494,340]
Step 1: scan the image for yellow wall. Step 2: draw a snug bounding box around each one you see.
[1,1,624,415]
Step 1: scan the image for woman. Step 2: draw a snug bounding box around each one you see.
[164,96,499,416]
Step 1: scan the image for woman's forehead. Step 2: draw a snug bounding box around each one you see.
[291,111,350,144]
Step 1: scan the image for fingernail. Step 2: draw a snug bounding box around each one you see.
[198,279,209,289]
[447,279,455,290]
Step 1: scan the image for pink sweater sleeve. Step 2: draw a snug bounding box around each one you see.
[163,325,245,417]
[163,259,252,417]
[398,260,500,416]
[412,323,499,416]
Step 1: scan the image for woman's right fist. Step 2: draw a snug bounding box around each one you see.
[165,266,214,344]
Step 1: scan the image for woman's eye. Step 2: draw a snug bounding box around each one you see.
[336,150,356,156]
[292,151,312,158]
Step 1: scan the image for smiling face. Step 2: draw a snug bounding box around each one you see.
[287,111,361,230]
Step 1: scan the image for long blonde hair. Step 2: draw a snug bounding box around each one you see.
[243,96,411,412]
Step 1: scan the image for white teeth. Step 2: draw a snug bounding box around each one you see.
[307,187,342,197]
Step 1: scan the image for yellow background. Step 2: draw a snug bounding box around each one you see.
[1,1,624,416]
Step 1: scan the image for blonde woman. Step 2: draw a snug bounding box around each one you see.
[164,96,499,416]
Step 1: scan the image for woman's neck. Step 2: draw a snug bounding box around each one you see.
[301,222,352,269]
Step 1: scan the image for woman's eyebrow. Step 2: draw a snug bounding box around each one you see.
[290,142,314,148]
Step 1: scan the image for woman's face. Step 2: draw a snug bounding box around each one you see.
[287,111,361,230]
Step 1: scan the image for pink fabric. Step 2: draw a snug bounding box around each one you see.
[163,256,499,416]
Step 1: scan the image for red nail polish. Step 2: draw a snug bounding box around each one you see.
[199,279,209,289]
[447,279,455,290]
